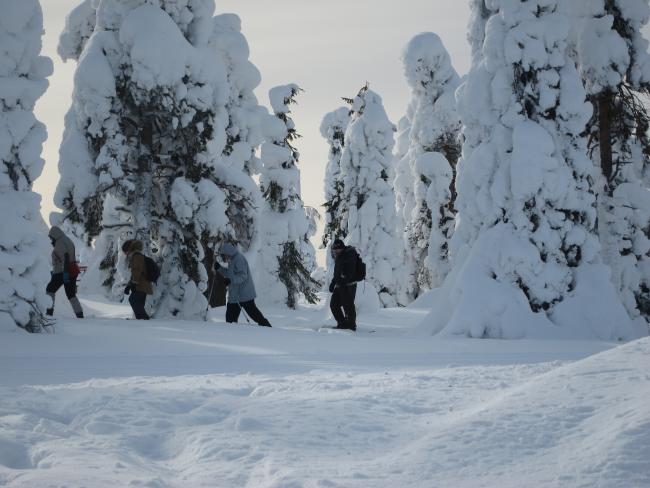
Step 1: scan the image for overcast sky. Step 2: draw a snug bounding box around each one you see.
[34,1,472,245]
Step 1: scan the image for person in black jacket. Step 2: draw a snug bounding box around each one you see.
[329,239,358,331]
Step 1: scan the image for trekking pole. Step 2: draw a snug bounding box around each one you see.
[204,252,219,322]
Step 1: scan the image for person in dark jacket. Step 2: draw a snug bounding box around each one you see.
[329,239,358,331]
[46,226,84,318]
[122,239,153,320]
[214,243,272,327]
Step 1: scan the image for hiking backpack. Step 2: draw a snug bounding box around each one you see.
[143,255,160,284]
[355,252,366,282]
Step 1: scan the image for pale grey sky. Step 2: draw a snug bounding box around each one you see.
[35,1,472,240]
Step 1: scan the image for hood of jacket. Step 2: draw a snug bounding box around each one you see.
[49,226,65,241]
[128,240,144,254]
[219,243,238,257]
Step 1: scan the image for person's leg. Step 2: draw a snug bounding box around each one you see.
[225,302,241,323]
[45,273,64,315]
[342,284,357,330]
[128,291,149,320]
[240,300,272,327]
[329,288,346,327]
[64,281,84,318]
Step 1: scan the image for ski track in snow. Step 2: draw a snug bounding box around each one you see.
[0,297,648,487]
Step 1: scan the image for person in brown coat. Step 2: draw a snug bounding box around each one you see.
[46,226,84,318]
[122,239,153,320]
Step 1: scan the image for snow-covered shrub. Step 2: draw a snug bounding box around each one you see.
[568,0,650,326]
[257,85,319,308]
[53,0,266,318]
[339,85,404,307]
[396,33,461,297]
[0,0,53,332]
[422,0,645,340]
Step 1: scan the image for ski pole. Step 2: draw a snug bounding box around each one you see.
[204,252,219,321]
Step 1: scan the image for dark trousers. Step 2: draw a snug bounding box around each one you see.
[330,284,357,327]
[226,300,270,326]
[46,273,77,299]
[129,291,150,320]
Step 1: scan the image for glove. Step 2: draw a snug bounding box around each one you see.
[63,272,71,284]
[224,277,231,286]
[214,261,221,271]
[124,284,133,295]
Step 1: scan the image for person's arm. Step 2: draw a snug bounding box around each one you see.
[214,261,226,278]
[62,251,71,283]
[330,256,343,290]
[131,254,145,285]
[230,255,248,285]
[52,248,60,270]
[339,251,357,284]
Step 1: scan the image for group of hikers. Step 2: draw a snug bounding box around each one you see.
[45,227,361,331]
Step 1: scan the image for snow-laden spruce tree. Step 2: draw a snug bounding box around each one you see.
[203,13,265,302]
[467,0,492,64]
[339,85,405,307]
[393,115,413,231]
[321,107,350,251]
[257,85,319,308]
[0,0,53,332]
[57,0,96,63]
[393,112,416,300]
[568,0,650,326]
[55,0,268,318]
[419,0,645,340]
[397,33,461,297]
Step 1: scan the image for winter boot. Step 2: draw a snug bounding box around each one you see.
[46,308,54,316]
[335,321,356,331]
[259,319,272,328]
[70,297,84,319]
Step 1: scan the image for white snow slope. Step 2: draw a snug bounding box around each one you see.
[0,295,649,487]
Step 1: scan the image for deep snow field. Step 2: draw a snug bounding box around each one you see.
[1,294,649,488]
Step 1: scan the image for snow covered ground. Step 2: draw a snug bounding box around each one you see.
[1,295,649,487]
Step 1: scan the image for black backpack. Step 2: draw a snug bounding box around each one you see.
[355,252,366,281]
[143,255,160,284]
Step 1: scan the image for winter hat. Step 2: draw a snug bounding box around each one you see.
[332,239,345,250]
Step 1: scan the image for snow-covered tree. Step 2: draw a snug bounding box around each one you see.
[467,0,491,64]
[568,0,650,325]
[397,33,461,297]
[57,0,96,63]
[0,0,53,332]
[257,84,319,308]
[203,13,265,306]
[422,0,645,340]
[54,0,266,318]
[339,85,404,307]
[321,107,350,252]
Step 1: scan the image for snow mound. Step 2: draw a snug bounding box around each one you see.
[0,314,647,487]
